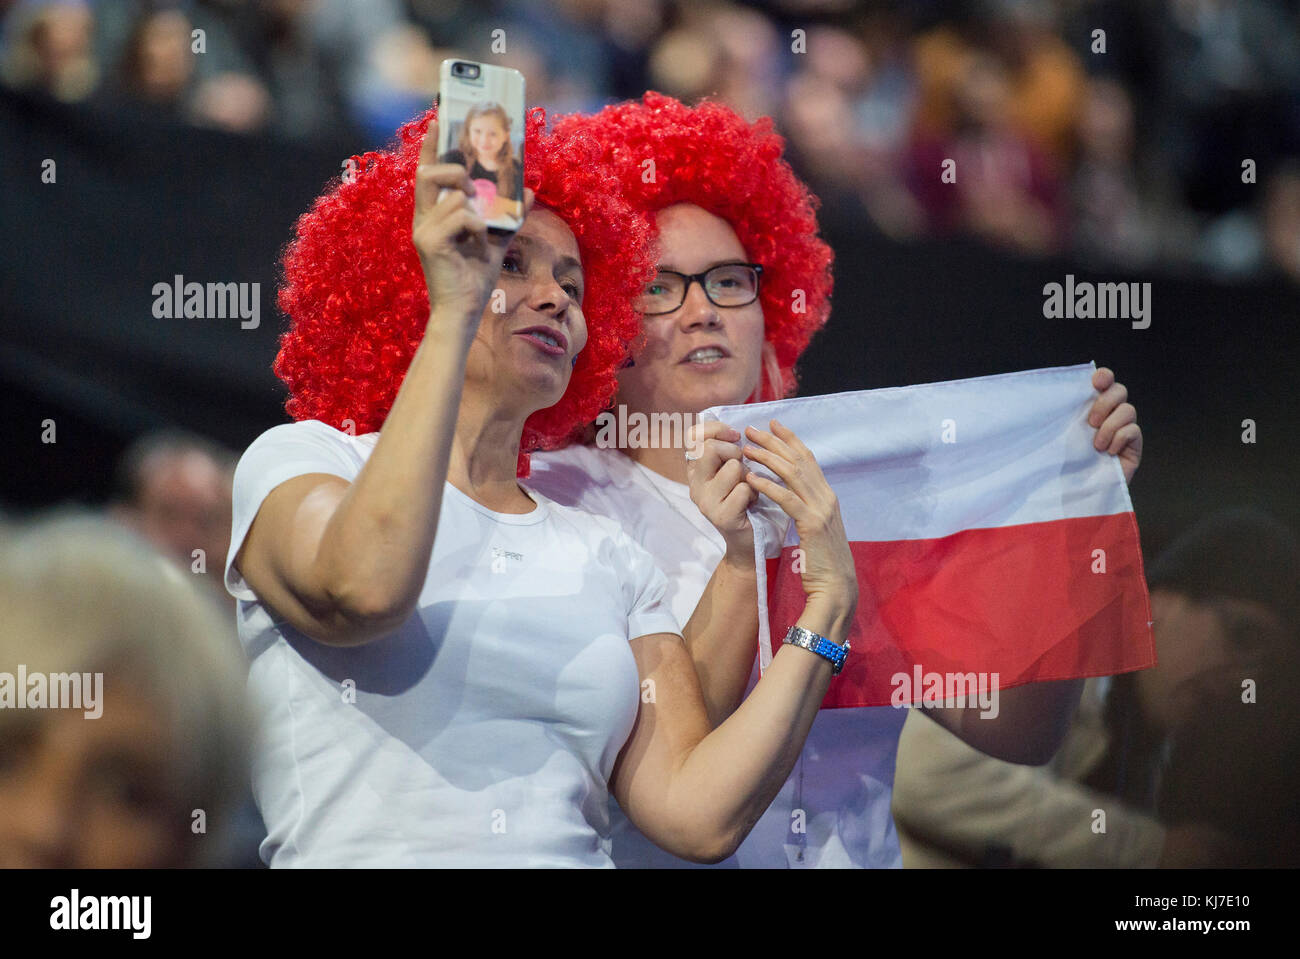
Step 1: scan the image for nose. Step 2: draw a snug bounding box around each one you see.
[676,278,721,331]
[526,275,573,320]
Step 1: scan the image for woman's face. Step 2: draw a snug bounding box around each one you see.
[617,203,766,418]
[0,682,188,868]
[467,208,587,413]
[469,115,507,161]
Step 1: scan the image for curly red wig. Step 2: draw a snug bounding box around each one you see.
[274,106,654,475]
[549,91,834,401]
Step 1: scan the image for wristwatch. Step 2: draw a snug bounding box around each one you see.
[782,625,850,675]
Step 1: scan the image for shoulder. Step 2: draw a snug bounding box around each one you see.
[525,444,640,513]
[240,419,374,465]
[233,420,376,496]
[225,422,375,601]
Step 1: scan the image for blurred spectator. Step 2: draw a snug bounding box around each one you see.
[1158,664,1300,868]
[646,24,714,104]
[1211,160,1300,284]
[984,0,1085,164]
[300,0,428,140]
[1261,163,1300,283]
[648,2,783,121]
[704,3,782,121]
[1069,76,1160,267]
[892,507,1300,868]
[219,0,354,141]
[0,512,251,867]
[1,0,98,101]
[1155,0,1300,219]
[906,50,1064,255]
[912,4,1086,169]
[117,6,193,111]
[477,23,572,115]
[349,22,442,140]
[189,67,271,132]
[781,22,922,239]
[109,429,236,611]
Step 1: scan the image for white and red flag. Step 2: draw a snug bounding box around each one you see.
[700,363,1155,708]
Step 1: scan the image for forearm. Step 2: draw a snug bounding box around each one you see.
[935,677,1085,765]
[666,599,852,860]
[894,710,1166,868]
[681,548,760,727]
[313,309,475,633]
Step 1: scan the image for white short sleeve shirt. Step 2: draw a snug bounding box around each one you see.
[225,420,680,867]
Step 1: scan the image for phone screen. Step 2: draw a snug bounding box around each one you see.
[436,60,526,233]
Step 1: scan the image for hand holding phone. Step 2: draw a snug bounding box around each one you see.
[413,118,533,328]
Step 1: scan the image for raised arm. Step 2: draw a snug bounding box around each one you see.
[611,420,859,861]
[234,123,527,646]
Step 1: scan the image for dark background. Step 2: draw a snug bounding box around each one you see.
[3,87,1297,558]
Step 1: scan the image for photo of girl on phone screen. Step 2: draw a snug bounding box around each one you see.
[440,102,523,224]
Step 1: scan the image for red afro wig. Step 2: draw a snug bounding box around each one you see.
[274,106,654,476]
[549,91,834,401]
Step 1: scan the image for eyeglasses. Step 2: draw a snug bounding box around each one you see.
[636,263,763,316]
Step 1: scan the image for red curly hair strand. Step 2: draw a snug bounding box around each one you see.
[274,106,654,476]
[549,91,834,402]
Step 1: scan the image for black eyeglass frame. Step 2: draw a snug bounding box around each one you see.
[637,263,764,315]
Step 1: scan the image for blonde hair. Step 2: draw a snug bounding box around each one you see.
[0,511,252,865]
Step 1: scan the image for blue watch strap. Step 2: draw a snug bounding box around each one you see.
[782,625,850,675]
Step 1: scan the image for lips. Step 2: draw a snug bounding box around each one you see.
[680,345,731,365]
[515,325,568,357]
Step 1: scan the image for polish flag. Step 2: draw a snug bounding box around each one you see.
[700,363,1155,708]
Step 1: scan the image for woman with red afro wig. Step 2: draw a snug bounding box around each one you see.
[220,104,860,867]
[529,93,1141,870]
[553,90,834,405]
[274,106,651,476]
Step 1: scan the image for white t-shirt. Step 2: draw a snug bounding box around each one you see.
[224,420,680,867]
[528,443,907,868]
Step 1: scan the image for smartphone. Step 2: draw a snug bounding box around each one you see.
[436,59,526,234]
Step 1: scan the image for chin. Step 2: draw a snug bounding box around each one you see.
[683,379,754,412]
[518,367,569,409]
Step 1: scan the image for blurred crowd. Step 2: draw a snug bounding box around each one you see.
[3,0,1299,281]
[0,434,264,868]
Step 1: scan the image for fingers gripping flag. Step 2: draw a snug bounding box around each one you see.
[699,363,1156,709]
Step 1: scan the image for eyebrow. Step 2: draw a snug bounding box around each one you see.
[656,258,750,273]
[512,234,583,278]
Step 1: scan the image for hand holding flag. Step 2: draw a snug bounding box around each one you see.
[1089,367,1143,484]
[739,420,858,617]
